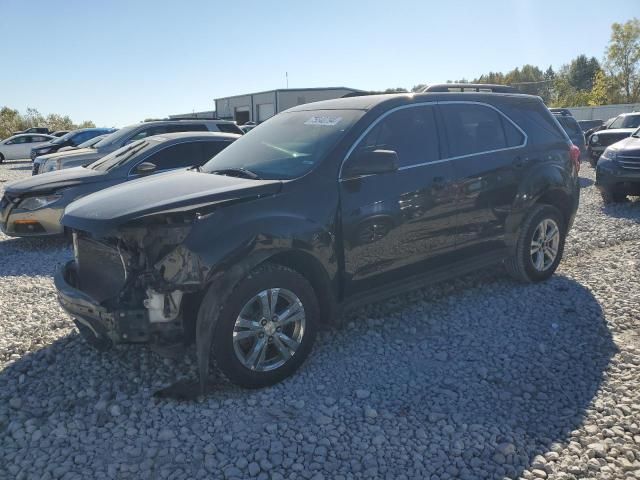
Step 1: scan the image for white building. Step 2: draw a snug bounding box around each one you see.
[214,87,362,124]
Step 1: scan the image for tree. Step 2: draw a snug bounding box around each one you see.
[605,18,640,102]
[411,84,427,92]
[588,70,617,105]
[383,87,408,93]
[567,55,601,91]
[0,106,97,140]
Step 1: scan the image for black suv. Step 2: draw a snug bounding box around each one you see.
[55,92,580,389]
[596,127,640,202]
[588,112,640,166]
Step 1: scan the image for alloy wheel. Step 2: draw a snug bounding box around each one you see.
[232,288,306,372]
[530,218,560,271]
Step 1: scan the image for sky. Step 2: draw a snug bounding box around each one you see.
[1,0,637,127]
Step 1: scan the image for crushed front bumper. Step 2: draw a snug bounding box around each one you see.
[55,260,151,346]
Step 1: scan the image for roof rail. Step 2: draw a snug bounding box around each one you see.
[422,83,517,93]
[549,108,573,116]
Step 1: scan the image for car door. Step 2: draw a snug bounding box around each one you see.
[14,136,33,159]
[339,104,458,296]
[438,102,526,256]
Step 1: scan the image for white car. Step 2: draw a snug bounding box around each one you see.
[0,134,54,163]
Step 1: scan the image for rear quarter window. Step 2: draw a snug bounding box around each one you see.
[216,123,243,134]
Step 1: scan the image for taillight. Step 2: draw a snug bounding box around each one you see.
[569,144,580,173]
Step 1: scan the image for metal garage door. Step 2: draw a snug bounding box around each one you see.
[257,103,275,122]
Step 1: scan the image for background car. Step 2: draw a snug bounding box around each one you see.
[595,127,640,203]
[12,126,50,136]
[1,132,239,237]
[552,111,586,159]
[0,134,55,163]
[50,130,70,137]
[32,119,243,174]
[30,128,115,160]
[578,119,604,133]
[57,133,110,153]
[588,112,640,166]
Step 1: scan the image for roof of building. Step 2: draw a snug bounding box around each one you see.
[214,87,363,102]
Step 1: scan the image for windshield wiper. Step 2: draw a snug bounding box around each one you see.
[210,167,261,180]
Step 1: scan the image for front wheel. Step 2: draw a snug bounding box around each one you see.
[0,153,4,164]
[209,264,319,388]
[505,205,566,283]
[600,188,627,204]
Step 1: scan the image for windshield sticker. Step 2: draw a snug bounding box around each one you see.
[304,116,342,126]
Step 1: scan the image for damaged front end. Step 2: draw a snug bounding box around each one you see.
[56,212,212,350]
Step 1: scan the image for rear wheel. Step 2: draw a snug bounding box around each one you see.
[505,205,565,283]
[600,188,627,204]
[209,264,319,388]
[0,153,4,164]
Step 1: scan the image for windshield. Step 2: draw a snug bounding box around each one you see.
[77,135,107,149]
[632,127,640,138]
[86,139,157,171]
[201,109,364,180]
[609,115,640,129]
[51,131,75,144]
[93,124,139,148]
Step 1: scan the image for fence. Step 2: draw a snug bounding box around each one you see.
[567,103,640,121]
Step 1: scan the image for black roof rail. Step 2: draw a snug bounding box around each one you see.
[422,83,517,93]
[549,108,573,116]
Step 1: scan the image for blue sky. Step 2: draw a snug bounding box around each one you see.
[1,0,636,127]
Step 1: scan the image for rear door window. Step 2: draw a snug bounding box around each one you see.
[216,123,243,134]
[168,124,208,133]
[440,104,522,157]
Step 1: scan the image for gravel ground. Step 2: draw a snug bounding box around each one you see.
[1,159,640,480]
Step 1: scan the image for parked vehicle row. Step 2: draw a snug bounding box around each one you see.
[587,112,640,166]
[0,89,579,389]
[30,128,115,160]
[1,133,238,236]
[32,119,242,174]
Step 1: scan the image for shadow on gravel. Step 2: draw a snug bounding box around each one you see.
[579,176,594,188]
[0,270,616,479]
[601,196,640,221]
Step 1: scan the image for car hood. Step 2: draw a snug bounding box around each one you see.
[62,170,283,233]
[595,128,635,137]
[6,167,107,196]
[610,135,640,156]
[36,148,96,162]
[32,141,58,150]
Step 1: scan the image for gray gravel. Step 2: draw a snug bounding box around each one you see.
[1,159,640,479]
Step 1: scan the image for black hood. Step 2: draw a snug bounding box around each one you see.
[591,128,634,147]
[610,135,640,156]
[6,167,107,196]
[62,170,283,233]
[32,141,60,151]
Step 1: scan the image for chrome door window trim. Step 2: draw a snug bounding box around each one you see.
[339,100,528,179]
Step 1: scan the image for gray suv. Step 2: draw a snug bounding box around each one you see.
[33,119,242,174]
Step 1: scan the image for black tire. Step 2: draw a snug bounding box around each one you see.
[209,263,319,388]
[0,154,4,164]
[505,205,566,283]
[600,188,626,204]
[589,156,597,168]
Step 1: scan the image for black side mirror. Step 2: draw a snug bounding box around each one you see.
[134,162,157,175]
[343,149,399,178]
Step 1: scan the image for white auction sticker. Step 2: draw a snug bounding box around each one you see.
[304,116,342,126]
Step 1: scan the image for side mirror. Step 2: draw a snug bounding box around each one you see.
[134,162,157,175]
[343,149,399,178]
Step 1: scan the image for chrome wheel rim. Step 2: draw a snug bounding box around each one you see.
[530,218,560,271]
[233,288,306,372]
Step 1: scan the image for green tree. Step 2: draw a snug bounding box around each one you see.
[606,18,640,102]
[411,84,427,92]
[567,55,601,91]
